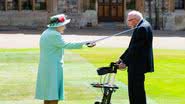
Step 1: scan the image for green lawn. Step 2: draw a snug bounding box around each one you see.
[72,48,185,104]
[0,48,128,104]
[0,48,184,104]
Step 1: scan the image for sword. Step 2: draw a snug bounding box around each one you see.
[85,27,137,46]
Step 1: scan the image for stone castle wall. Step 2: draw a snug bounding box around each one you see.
[0,0,184,30]
[0,11,48,28]
[143,0,185,30]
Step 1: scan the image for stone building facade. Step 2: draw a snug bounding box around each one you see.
[143,0,185,30]
[0,0,185,30]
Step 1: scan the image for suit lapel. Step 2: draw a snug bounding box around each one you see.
[137,19,144,27]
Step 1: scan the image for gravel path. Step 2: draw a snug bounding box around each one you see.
[0,33,185,50]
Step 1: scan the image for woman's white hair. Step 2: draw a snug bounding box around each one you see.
[128,10,143,20]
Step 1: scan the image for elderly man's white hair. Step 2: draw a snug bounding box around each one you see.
[128,10,143,20]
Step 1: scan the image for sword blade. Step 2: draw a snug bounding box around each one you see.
[92,27,136,43]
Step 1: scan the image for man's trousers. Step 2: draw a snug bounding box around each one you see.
[128,72,146,104]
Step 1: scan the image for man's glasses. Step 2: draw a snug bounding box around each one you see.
[127,18,135,21]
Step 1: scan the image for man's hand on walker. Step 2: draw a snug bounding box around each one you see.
[86,42,96,48]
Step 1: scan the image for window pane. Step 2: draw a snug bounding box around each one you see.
[89,0,96,10]
[118,0,122,3]
[175,0,184,9]
[7,0,18,10]
[35,0,46,10]
[98,0,103,3]
[22,0,32,10]
[67,0,77,5]
[104,0,109,3]
[126,0,135,9]
[0,0,5,10]
[112,0,117,3]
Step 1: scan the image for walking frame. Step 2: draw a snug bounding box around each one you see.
[91,62,119,104]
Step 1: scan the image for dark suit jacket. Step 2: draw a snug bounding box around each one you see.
[120,19,154,74]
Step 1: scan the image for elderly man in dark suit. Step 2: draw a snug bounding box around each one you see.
[117,10,154,104]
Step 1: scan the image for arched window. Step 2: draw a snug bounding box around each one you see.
[175,0,184,9]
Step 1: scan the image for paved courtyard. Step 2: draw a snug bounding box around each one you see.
[0,28,185,50]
